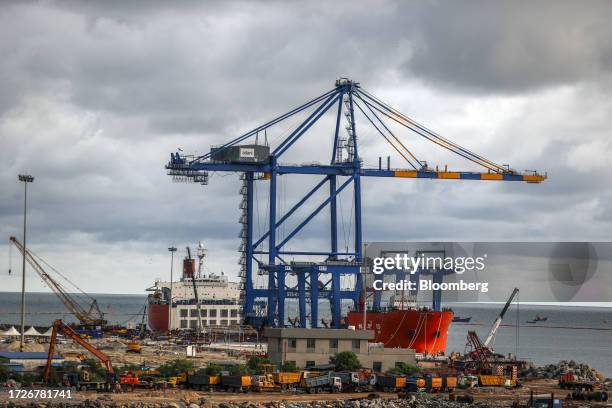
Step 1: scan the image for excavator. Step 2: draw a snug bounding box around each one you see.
[43,319,119,391]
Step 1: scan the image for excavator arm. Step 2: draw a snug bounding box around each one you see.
[43,319,114,383]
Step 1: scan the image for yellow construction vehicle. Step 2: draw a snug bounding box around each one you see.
[273,372,303,390]
[167,372,188,388]
[126,339,142,354]
[252,373,278,392]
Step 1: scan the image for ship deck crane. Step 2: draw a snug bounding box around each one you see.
[43,319,115,383]
[165,78,545,329]
[9,236,106,326]
[186,246,203,333]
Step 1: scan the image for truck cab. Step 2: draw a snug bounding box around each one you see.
[331,376,342,393]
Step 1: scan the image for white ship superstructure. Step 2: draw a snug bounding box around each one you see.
[147,242,241,331]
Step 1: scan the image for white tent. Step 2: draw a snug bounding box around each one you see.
[2,326,20,336]
[24,326,42,336]
[41,327,54,337]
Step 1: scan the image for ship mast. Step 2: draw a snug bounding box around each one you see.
[197,241,206,279]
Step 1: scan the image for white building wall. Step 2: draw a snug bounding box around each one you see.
[171,303,242,330]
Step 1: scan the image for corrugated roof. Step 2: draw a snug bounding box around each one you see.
[0,352,62,359]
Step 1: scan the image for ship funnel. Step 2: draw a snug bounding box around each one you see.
[183,258,196,279]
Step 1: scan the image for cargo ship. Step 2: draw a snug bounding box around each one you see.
[346,270,454,355]
[346,307,453,355]
[147,243,241,332]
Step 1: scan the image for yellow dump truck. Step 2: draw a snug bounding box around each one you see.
[425,376,443,392]
[126,340,142,354]
[442,376,457,392]
[186,373,220,391]
[406,377,426,392]
[478,375,517,388]
[221,375,252,392]
[376,375,407,392]
[273,372,303,390]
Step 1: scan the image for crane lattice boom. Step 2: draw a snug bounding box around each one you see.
[9,236,106,326]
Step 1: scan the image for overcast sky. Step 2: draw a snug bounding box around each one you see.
[2,1,612,295]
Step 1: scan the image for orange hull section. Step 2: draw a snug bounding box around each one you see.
[148,303,169,332]
[346,309,453,354]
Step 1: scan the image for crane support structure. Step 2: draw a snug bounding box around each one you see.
[166,78,545,329]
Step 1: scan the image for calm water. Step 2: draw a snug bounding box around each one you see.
[0,292,147,327]
[1,292,610,376]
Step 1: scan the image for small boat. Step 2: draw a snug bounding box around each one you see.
[526,315,547,323]
[452,316,472,323]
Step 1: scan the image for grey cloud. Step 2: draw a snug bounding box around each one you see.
[404,1,612,93]
[1,1,409,134]
[1,1,612,293]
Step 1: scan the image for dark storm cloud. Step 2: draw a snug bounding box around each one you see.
[1,0,612,293]
[405,1,612,93]
[0,1,409,135]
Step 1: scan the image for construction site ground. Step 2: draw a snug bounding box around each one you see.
[63,338,246,367]
[2,380,610,407]
[1,339,610,406]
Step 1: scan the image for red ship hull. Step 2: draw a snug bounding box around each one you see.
[148,302,169,332]
[347,309,453,354]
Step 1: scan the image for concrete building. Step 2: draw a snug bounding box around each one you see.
[0,352,63,370]
[264,328,415,373]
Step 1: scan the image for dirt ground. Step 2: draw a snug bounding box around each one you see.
[460,379,611,407]
[4,384,611,407]
[1,380,611,407]
[81,338,239,368]
[0,337,244,368]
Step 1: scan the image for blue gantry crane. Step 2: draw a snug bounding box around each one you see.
[166,78,545,329]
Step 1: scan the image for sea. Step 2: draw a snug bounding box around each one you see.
[1,292,610,376]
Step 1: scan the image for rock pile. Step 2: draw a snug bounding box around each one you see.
[214,398,495,408]
[0,397,498,408]
[519,360,604,381]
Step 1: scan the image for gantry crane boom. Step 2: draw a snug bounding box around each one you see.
[43,319,114,383]
[165,78,545,329]
[9,236,106,326]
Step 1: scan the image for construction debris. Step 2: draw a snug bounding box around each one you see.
[519,360,605,382]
